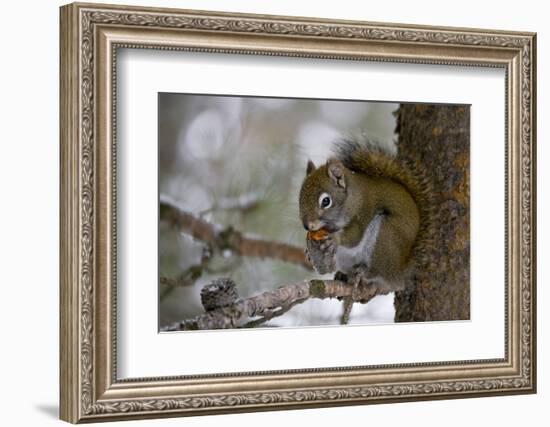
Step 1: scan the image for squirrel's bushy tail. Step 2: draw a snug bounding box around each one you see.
[334,137,437,271]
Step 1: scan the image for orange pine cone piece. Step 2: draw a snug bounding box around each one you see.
[307,228,329,241]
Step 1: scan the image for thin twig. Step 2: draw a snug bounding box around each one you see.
[341,297,354,325]
[159,246,214,300]
[242,297,309,328]
[159,265,203,300]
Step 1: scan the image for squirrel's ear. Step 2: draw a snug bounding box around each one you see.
[306,160,316,175]
[327,159,346,189]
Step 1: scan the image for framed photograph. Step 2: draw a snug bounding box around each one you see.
[60,2,536,423]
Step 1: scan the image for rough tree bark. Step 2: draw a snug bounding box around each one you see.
[394,104,470,322]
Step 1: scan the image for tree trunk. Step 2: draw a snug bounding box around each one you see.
[394,104,470,322]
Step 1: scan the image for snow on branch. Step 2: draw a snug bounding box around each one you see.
[160,278,385,331]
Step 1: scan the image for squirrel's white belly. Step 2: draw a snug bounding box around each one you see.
[335,214,383,274]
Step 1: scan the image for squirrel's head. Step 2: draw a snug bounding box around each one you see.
[299,158,350,233]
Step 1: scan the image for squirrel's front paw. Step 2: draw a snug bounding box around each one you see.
[349,264,369,287]
[348,265,378,303]
[306,235,336,274]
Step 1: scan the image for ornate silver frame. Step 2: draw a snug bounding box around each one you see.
[60,2,536,423]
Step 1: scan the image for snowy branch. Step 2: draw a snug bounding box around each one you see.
[160,279,387,331]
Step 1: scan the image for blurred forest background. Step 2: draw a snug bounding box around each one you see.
[159,93,399,329]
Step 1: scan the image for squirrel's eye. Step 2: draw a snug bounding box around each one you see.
[318,192,332,209]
